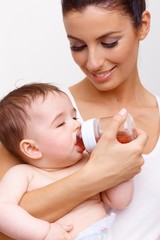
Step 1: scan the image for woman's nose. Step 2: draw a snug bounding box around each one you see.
[86,48,104,72]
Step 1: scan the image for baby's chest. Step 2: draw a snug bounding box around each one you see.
[27,171,57,191]
[27,164,85,191]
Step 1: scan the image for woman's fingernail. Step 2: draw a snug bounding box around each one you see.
[119,108,127,116]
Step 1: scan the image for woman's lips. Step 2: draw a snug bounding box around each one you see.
[91,66,116,82]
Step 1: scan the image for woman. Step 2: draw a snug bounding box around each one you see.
[0,0,148,239]
[62,0,160,239]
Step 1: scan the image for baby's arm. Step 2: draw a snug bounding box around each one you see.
[0,165,72,240]
[101,179,134,209]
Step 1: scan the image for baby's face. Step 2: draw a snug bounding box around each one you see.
[25,92,84,169]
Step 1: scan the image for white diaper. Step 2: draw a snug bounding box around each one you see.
[76,212,115,240]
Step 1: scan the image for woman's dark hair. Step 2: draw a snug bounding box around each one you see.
[0,83,65,159]
[61,0,146,28]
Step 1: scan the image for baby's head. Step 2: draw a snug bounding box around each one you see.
[0,83,83,169]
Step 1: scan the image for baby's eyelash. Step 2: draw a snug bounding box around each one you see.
[57,122,65,128]
[73,117,78,120]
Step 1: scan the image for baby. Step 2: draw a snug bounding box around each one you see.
[0,83,133,240]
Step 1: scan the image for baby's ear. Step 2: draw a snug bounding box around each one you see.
[20,139,42,159]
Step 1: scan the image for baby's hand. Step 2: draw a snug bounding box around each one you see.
[44,223,73,240]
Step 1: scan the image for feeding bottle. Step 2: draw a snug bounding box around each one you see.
[76,113,137,152]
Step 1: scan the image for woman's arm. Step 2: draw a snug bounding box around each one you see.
[0,144,22,179]
[0,233,13,240]
[0,111,147,226]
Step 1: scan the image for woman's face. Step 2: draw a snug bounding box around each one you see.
[63,6,143,91]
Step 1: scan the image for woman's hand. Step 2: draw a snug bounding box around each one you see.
[82,109,148,192]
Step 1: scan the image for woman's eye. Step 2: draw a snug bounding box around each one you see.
[101,40,118,48]
[70,45,86,52]
[73,117,78,120]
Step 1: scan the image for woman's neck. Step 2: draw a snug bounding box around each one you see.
[70,76,151,113]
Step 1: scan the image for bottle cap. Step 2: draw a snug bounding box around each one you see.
[81,118,97,152]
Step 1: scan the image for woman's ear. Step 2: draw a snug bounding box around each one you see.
[138,10,151,40]
[20,139,42,160]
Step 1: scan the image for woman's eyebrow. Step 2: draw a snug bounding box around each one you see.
[67,31,121,41]
[96,31,121,40]
[67,35,82,41]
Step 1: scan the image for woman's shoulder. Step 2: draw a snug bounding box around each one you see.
[154,95,160,110]
[155,95,160,102]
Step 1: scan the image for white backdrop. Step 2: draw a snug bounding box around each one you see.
[0,0,159,97]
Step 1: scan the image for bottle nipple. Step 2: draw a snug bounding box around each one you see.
[76,119,96,152]
[76,131,85,151]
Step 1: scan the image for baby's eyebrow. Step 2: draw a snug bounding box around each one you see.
[50,112,63,126]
